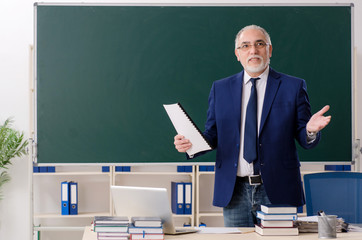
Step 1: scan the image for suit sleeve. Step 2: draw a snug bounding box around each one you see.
[295,80,321,149]
[203,82,218,148]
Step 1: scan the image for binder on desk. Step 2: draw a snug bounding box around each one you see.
[163,103,213,157]
[184,182,192,214]
[61,181,70,215]
[171,182,184,214]
[69,181,78,215]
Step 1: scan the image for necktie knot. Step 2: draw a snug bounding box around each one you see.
[250,77,260,86]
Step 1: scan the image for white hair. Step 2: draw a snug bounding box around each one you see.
[234,25,272,49]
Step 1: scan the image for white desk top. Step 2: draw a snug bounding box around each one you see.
[82,226,362,240]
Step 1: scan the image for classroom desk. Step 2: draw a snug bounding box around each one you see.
[82,226,362,240]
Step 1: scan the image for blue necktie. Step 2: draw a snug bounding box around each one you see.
[243,77,260,164]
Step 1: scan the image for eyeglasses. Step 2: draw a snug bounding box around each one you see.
[237,41,270,51]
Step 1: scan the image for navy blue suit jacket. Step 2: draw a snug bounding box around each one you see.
[200,68,320,208]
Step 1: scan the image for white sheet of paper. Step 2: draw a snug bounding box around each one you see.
[194,227,242,234]
[298,216,319,222]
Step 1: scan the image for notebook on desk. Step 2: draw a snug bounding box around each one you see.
[110,185,198,235]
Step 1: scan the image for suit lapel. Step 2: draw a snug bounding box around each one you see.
[259,68,281,135]
[229,71,244,133]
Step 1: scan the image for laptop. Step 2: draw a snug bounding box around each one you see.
[110,185,198,235]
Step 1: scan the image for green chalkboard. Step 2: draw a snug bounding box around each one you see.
[35,4,352,164]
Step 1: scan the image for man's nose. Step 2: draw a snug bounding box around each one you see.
[249,44,258,53]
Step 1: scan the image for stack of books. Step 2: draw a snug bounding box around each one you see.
[129,217,164,240]
[93,216,130,240]
[255,204,299,236]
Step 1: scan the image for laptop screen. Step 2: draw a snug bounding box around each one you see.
[110,185,176,234]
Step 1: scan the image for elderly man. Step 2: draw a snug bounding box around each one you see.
[174,25,331,227]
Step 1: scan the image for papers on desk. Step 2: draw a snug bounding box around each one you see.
[348,225,362,232]
[297,216,319,222]
[194,227,241,234]
[295,216,348,233]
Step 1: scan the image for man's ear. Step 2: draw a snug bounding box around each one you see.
[269,44,273,58]
[235,49,240,61]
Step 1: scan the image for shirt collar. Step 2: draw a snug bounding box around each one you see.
[244,66,270,84]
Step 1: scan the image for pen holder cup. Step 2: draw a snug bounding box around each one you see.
[318,215,337,239]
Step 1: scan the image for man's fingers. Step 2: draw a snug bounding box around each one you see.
[175,142,192,152]
[175,143,191,151]
[316,105,330,116]
[322,116,332,126]
[174,135,188,145]
[174,134,185,141]
[174,134,192,152]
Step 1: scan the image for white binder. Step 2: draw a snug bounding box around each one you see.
[163,103,213,157]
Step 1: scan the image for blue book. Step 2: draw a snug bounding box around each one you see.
[102,166,110,172]
[123,166,131,172]
[115,166,123,172]
[177,166,185,172]
[128,223,163,234]
[69,181,78,215]
[183,166,193,172]
[171,182,184,214]
[343,165,351,171]
[47,166,56,172]
[184,182,192,214]
[199,165,208,172]
[39,166,48,172]
[325,165,344,171]
[257,211,297,221]
[61,181,70,215]
[207,165,215,171]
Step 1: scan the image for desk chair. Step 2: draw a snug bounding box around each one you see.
[304,172,362,224]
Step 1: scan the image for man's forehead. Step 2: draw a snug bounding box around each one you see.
[239,29,267,42]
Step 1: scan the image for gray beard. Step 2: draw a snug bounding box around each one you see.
[245,58,270,73]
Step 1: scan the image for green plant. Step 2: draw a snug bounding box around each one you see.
[0,171,10,199]
[0,118,28,199]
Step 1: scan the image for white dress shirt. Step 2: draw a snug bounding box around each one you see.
[237,67,269,177]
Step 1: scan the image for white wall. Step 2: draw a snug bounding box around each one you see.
[0,1,361,239]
